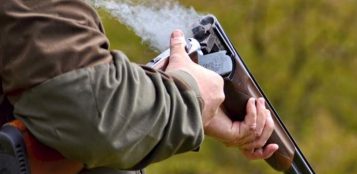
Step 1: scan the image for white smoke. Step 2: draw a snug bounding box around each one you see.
[88,0,202,52]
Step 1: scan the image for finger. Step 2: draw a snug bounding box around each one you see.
[217,98,260,147]
[252,109,275,149]
[235,98,257,146]
[170,30,190,62]
[241,144,279,160]
[244,98,257,132]
[261,144,279,159]
[256,97,268,136]
[239,107,274,150]
[257,109,274,146]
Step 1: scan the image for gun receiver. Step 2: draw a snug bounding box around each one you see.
[147,15,314,174]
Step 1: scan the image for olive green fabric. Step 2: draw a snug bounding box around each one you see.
[0,0,204,173]
[0,0,112,101]
[14,51,204,170]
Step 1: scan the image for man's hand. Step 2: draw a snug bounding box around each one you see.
[205,98,279,160]
[165,30,278,160]
[165,30,225,125]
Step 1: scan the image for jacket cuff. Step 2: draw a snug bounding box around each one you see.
[166,70,203,112]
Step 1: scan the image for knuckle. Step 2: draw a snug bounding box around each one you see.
[219,92,225,103]
[250,109,257,117]
[255,131,261,137]
[268,116,275,129]
[265,110,271,118]
[248,124,257,132]
[170,42,185,51]
[266,109,271,114]
[258,109,265,117]
[171,35,186,44]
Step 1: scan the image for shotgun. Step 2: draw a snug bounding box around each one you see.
[147,15,315,174]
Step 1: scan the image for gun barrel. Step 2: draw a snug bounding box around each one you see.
[285,148,314,174]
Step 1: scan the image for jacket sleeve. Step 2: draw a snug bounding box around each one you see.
[1,0,204,170]
[14,51,204,170]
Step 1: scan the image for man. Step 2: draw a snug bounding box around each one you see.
[0,0,278,173]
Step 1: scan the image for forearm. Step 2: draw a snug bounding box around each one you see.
[2,0,204,169]
[14,51,204,169]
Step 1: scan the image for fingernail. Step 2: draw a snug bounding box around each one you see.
[248,98,255,104]
[171,30,183,38]
[259,97,265,104]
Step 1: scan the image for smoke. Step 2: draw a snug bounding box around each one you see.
[88,0,202,52]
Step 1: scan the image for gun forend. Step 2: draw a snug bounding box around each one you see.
[191,15,314,174]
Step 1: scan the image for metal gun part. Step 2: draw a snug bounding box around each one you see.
[146,38,201,67]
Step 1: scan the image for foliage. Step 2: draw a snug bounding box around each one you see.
[99,0,357,173]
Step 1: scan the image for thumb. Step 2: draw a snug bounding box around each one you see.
[169,30,191,64]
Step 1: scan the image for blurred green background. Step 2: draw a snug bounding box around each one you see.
[98,0,357,173]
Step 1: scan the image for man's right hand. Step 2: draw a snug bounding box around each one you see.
[165,30,225,126]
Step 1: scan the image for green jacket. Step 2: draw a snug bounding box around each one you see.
[0,0,204,173]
